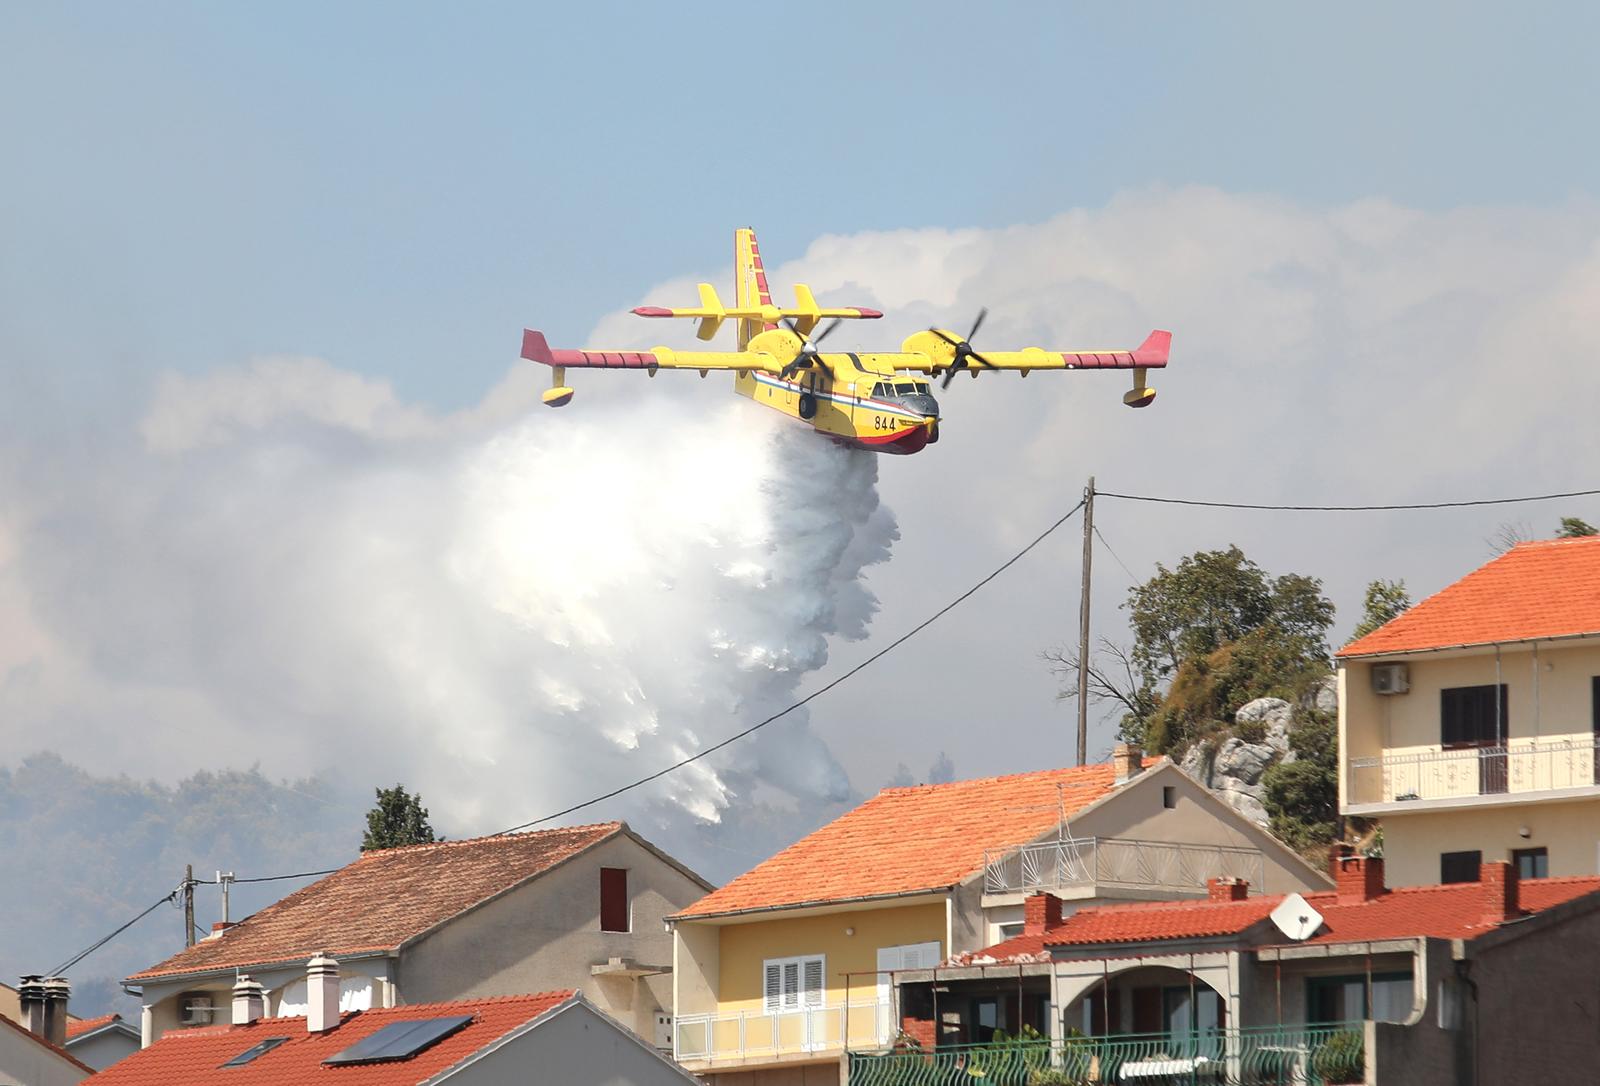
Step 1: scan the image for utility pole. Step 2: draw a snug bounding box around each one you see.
[183,865,195,948]
[1077,476,1095,767]
[217,871,236,925]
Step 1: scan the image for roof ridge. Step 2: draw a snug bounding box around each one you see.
[356,821,623,858]
[874,758,1164,797]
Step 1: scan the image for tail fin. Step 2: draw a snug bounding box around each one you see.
[734,228,775,349]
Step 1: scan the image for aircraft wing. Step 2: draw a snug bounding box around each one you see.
[521,330,783,374]
[894,330,1172,375]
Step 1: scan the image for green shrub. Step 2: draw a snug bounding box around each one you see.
[1311,1029,1364,1084]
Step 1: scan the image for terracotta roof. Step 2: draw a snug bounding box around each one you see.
[129,823,623,981]
[0,1011,94,1075]
[1033,875,1600,951]
[66,1012,125,1039]
[84,992,576,1085]
[673,761,1159,919]
[1338,536,1600,657]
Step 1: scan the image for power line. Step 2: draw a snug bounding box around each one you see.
[232,868,341,884]
[49,893,176,976]
[495,498,1090,835]
[1093,524,1139,583]
[1098,486,1600,512]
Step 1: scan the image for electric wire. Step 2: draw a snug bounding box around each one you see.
[232,868,341,884]
[49,893,177,976]
[1097,486,1600,512]
[1092,524,1139,583]
[494,498,1090,835]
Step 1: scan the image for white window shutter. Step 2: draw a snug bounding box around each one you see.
[782,961,801,1009]
[802,957,824,1007]
[764,963,782,1012]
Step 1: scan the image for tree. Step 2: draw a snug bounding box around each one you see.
[1558,516,1599,538]
[1262,710,1339,852]
[361,785,437,851]
[1350,579,1412,641]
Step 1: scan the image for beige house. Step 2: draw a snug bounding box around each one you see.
[124,821,710,1050]
[668,750,1329,1086]
[1339,536,1600,887]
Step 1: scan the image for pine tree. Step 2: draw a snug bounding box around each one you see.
[361,784,437,851]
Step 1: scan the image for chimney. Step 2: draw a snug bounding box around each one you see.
[1112,743,1144,784]
[232,974,267,1026]
[34,977,70,1048]
[1481,860,1521,924]
[1023,893,1064,935]
[18,976,47,1040]
[305,953,340,1034]
[1328,842,1356,881]
[1334,852,1386,904]
[1208,877,1250,902]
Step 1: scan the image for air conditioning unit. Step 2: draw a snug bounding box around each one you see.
[179,992,215,1027]
[1371,663,1410,695]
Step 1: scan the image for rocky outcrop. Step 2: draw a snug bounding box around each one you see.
[1177,688,1335,828]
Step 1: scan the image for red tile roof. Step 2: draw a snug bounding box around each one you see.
[0,1011,94,1075]
[673,761,1158,919]
[66,1012,123,1039]
[84,992,576,1086]
[129,823,623,981]
[1030,875,1600,952]
[1338,536,1600,657]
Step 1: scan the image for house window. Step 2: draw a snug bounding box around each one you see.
[1307,972,1413,1024]
[1440,850,1482,884]
[763,955,824,1013]
[995,921,1025,942]
[1163,786,1177,809]
[599,868,629,932]
[1512,847,1549,879]
[1441,685,1507,747]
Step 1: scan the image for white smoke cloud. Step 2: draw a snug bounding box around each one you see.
[2,357,894,839]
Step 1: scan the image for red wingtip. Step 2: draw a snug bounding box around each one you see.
[632,306,674,317]
[852,308,885,319]
[521,329,555,366]
[1132,330,1171,367]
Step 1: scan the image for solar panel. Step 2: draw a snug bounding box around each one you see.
[322,1015,473,1065]
[220,1036,289,1067]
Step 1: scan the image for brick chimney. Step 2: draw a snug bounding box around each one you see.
[232,974,266,1026]
[1112,743,1144,784]
[1023,892,1064,935]
[1328,842,1355,881]
[306,953,340,1034]
[1208,877,1250,902]
[1481,860,1521,924]
[1334,852,1385,904]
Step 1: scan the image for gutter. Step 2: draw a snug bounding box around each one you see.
[1338,629,1600,661]
[667,886,953,926]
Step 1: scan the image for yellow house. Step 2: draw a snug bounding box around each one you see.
[1339,535,1600,887]
[668,749,1328,1085]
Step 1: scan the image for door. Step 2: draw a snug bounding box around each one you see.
[1442,685,1508,795]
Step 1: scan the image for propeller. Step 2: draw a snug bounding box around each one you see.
[929,307,996,389]
[779,317,841,380]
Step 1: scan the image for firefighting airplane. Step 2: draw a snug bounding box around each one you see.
[520,229,1170,455]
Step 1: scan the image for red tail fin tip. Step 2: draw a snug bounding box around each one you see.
[521,329,555,366]
[1132,330,1171,367]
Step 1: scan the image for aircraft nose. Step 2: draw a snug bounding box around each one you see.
[904,393,940,418]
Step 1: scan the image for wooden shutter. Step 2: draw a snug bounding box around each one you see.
[599,868,628,932]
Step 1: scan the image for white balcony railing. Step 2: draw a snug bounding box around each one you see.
[675,999,893,1063]
[1347,735,1600,807]
[982,836,1265,896]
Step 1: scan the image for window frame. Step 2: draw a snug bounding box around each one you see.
[1440,684,1507,748]
[1305,971,1413,1024]
[1512,846,1549,879]
[762,953,825,1014]
[1440,850,1483,884]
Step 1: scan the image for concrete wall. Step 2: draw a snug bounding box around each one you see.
[139,956,395,1045]
[1381,795,1600,886]
[673,920,721,1018]
[449,1000,696,1086]
[1071,766,1332,895]
[0,1021,87,1086]
[401,832,707,1038]
[63,1027,138,1072]
[702,1062,840,1086]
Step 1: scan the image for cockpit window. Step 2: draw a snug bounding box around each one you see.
[872,382,892,398]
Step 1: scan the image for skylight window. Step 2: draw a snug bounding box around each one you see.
[323,1016,473,1066]
[220,1036,288,1067]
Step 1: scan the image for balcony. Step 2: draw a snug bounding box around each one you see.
[983,836,1266,897]
[1346,735,1600,811]
[846,1024,1366,1085]
[675,999,893,1066]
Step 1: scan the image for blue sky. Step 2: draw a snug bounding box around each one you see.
[5,2,1597,418]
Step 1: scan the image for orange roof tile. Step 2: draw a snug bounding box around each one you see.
[1338,536,1600,657]
[673,761,1157,919]
[129,823,622,982]
[1034,875,1600,950]
[66,1012,123,1039]
[84,992,576,1086]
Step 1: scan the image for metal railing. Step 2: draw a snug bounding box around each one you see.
[983,837,1266,896]
[676,999,894,1063]
[847,1024,1365,1085]
[1346,734,1600,807]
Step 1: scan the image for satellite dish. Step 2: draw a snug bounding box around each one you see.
[1269,892,1324,941]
